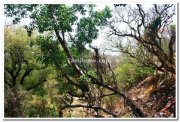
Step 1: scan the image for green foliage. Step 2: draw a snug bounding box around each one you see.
[24,66,53,87]
[31,5,77,33]
[71,4,87,15]
[58,77,75,94]
[170,24,175,30]
[115,59,154,90]
[78,75,90,92]
[31,86,47,96]
[36,36,66,66]
[146,16,161,34]
[5,4,112,52]
[4,27,36,88]
[91,6,112,26]
[4,27,61,117]
[72,5,112,51]
[22,96,59,117]
[4,4,37,23]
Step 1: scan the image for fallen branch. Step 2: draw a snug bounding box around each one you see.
[87,74,146,117]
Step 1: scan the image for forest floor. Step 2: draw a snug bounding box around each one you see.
[115,75,176,118]
[63,75,175,118]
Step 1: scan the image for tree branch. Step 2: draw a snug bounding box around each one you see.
[48,4,84,76]
[20,68,33,85]
[87,74,146,117]
[5,80,12,88]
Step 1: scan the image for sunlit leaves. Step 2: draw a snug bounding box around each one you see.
[115,59,154,90]
[90,6,112,26]
[54,5,77,32]
[29,5,77,33]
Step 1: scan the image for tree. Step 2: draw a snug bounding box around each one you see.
[4,4,153,117]
[4,27,55,117]
[108,4,176,74]
[4,27,49,89]
[106,4,176,118]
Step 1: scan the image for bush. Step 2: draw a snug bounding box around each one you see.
[115,61,154,90]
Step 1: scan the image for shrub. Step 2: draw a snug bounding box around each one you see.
[115,60,154,90]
